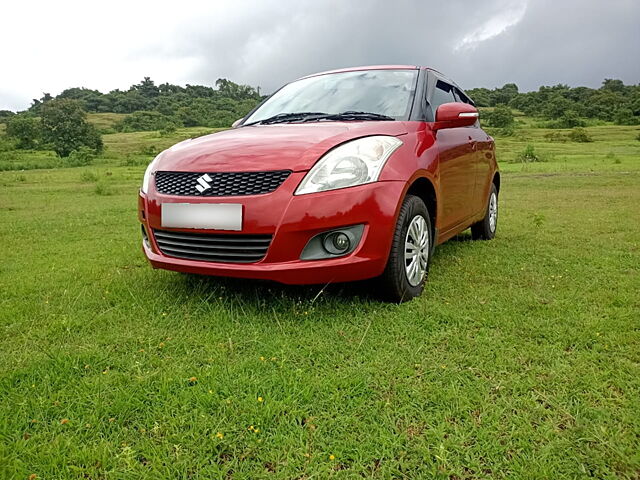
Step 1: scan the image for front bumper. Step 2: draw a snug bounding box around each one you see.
[139,174,405,284]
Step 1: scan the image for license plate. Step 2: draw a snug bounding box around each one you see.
[161,203,242,230]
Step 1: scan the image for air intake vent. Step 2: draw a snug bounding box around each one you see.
[152,229,272,263]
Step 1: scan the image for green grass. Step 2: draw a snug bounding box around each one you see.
[86,113,129,133]
[0,122,639,478]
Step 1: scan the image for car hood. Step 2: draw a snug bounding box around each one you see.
[156,122,409,172]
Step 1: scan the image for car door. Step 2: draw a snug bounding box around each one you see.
[431,80,476,233]
[454,86,489,214]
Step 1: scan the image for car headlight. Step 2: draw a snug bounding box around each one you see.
[141,152,163,194]
[295,136,403,195]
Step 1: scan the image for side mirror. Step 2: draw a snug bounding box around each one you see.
[433,102,479,130]
[231,118,243,128]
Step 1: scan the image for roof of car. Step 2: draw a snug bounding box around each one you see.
[298,65,452,80]
[299,65,420,80]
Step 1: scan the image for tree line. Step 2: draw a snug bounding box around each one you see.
[468,78,640,126]
[1,76,638,159]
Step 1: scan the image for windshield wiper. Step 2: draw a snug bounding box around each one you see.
[319,111,395,121]
[244,110,396,126]
[243,112,329,126]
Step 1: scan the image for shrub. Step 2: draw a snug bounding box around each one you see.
[80,171,98,182]
[544,131,568,143]
[485,105,515,128]
[138,145,159,156]
[548,110,586,129]
[5,115,41,149]
[115,111,178,132]
[614,108,640,125]
[515,144,546,163]
[94,180,113,196]
[41,99,103,157]
[0,110,16,121]
[65,146,96,167]
[567,127,593,143]
[159,124,177,137]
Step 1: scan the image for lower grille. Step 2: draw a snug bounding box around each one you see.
[152,229,272,263]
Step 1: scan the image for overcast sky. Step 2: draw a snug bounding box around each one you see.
[1,0,638,111]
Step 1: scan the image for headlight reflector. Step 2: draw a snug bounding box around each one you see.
[295,136,402,195]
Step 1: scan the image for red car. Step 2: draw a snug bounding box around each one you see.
[139,65,499,302]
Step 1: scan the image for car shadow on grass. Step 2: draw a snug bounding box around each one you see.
[159,230,478,309]
[176,271,383,305]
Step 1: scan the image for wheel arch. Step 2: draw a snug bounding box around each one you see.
[405,176,437,233]
[493,171,501,193]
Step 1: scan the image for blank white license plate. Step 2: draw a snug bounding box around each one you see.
[161,203,242,230]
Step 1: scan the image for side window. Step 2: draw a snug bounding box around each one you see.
[453,88,470,104]
[431,80,456,112]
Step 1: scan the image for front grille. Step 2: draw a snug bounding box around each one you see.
[152,229,272,263]
[155,170,291,196]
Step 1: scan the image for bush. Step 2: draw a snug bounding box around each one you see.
[548,110,586,129]
[138,145,159,156]
[5,115,41,149]
[515,144,546,163]
[614,108,640,125]
[94,180,113,196]
[567,127,593,143]
[0,110,15,121]
[115,111,178,132]
[159,124,177,137]
[485,105,515,128]
[65,146,96,167]
[41,99,103,157]
[544,131,568,143]
[80,171,98,182]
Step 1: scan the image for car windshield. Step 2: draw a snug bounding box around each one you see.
[244,69,418,124]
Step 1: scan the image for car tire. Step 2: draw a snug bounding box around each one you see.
[471,183,498,240]
[379,195,432,303]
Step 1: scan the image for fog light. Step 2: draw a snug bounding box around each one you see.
[332,233,350,251]
[300,224,364,261]
[323,232,350,255]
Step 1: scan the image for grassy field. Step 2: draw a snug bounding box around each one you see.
[0,122,639,479]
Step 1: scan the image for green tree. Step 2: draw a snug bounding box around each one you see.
[551,110,586,128]
[614,108,639,125]
[601,78,625,94]
[486,105,515,128]
[5,115,41,149]
[543,95,579,119]
[493,83,519,105]
[40,99,103,157]
[0,110,15,121]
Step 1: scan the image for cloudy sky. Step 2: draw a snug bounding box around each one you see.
[1,0,638,111]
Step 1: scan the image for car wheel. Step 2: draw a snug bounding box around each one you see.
[379,195,432,302]
[471,183,498,240]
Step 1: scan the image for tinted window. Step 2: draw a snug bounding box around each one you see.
[453,88,471,104]
[245,69,418,123]
[431,80,456,111]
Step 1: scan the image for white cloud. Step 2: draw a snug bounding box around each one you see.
[454,1,528,51]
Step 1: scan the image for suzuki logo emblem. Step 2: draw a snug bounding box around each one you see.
[195,173,212,193]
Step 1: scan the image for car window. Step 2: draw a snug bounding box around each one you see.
[453,88,470,104]
[431,80,456,111]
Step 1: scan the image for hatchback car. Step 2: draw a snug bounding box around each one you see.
[138,65,499,302]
